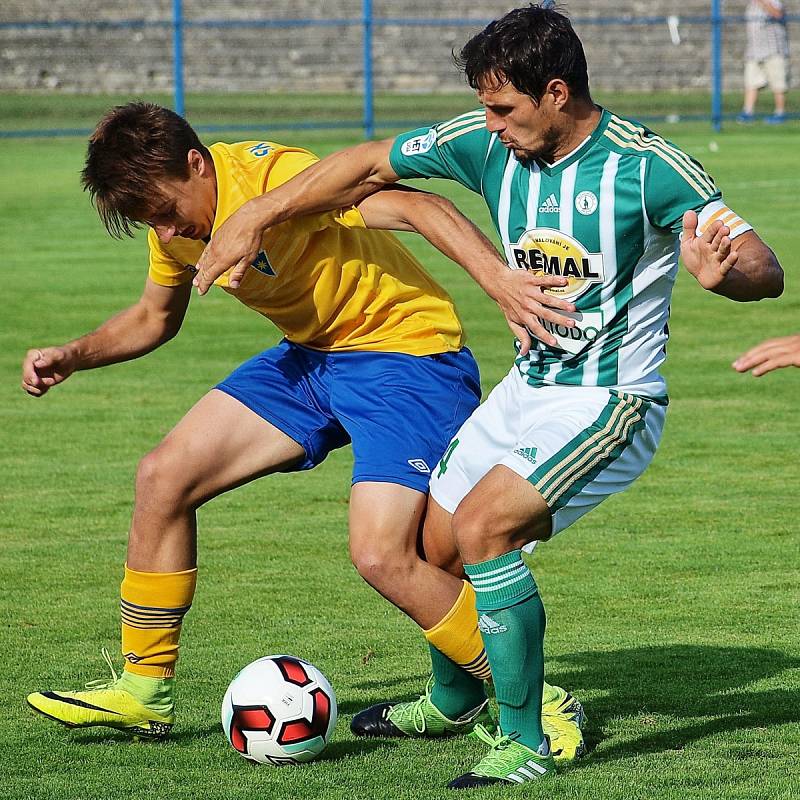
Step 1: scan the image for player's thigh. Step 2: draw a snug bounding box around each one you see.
[333,348,481,494]
[429,366,527,517]
[146,389,306,504]
[452,465,551,563]
[421,497,464,576]
[348,481,426,568]
[497,388,666,537]
[214,340,350,478]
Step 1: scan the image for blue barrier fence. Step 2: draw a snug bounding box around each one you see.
[1,1,797,139]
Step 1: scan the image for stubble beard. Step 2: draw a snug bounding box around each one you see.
[514,123,562,165]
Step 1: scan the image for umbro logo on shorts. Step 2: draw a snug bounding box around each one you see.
[407,458,431,473]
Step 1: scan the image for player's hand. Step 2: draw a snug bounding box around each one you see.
[680,210,739,291]
[494,269,577,354]
[21,346,78,397]
[732,334,800,376]
[194,202,267,295]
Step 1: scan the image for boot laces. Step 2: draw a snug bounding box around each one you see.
[83,647,120,690]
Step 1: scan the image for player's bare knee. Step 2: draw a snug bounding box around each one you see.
[134,444,196,514]
[349,539,416,593]
[451,499,524,563]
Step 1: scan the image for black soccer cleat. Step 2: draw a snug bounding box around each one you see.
[350,703,404,737]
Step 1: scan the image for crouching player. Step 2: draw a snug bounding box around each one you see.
[22,103,586,762]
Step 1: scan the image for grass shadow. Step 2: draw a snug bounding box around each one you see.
[549,644,800,760]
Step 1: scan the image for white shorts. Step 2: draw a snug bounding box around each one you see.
[430,367,666,536]
[745,56,789,93]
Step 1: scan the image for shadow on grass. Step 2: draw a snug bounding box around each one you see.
[70,723,221,745]
[549,644,800,760]
[321,737,397,761]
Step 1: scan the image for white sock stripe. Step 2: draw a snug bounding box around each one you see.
[473,572,534,594]
[468,557,526,581]
[470,567,529,591]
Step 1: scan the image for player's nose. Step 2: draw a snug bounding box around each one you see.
[484,111,504,133]
[154,224,176,243]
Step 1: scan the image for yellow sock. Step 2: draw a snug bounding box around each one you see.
[424,581,492,680]
[120,564,197,678]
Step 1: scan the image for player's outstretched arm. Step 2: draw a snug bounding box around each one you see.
[194,139,399,295]
[357,187,577,352]
[21,279,191,397]
[732,334,800,376]
[680,210,783,301]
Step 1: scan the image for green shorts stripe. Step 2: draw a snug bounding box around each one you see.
[529,391,649,510]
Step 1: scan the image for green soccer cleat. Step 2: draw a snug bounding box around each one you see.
[448,724,556,789]
[351,678,495,738]
[541,684,587,764]
[26,649,174,739]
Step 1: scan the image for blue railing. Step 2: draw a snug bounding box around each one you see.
[1,1,797,138]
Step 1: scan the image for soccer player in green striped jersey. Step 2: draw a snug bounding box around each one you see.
[197,4,783,789]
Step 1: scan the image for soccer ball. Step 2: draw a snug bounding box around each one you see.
[221,655,337,765]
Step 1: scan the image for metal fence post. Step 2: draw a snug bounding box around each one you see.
[362,0,375,139]
[173,0,186,118]
[711,0,723,131]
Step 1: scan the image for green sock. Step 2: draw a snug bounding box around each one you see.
[119,671,176,716]
[428,643,487,719]
[464,550,545,751]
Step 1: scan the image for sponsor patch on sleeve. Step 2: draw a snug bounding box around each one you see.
[696,200,753,239]
[400,128,438,156]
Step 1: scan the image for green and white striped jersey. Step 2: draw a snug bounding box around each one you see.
[390,108,751,398]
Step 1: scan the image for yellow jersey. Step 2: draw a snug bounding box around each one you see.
[148,141,464,355]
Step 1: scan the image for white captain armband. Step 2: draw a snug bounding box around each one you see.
[696,200,753,240]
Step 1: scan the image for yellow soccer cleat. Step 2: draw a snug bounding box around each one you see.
[541,684,587,764]
[26,649,174,739]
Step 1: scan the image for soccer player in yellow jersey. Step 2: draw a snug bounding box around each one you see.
[22,103,580,745]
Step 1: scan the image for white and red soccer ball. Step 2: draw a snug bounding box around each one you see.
[221,655,337,765]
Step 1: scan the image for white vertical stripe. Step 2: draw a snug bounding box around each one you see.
[558,161,578,236]
[498,154,519,258]
[542,163,579,384]
[614,156,672,392]
[525,162,541,230]
[581,152,620,386]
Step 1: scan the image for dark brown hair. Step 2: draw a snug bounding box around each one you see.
[81,102,210,237]
[456,4,590,104]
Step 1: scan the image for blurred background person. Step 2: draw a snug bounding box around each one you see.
[738,0,791,123]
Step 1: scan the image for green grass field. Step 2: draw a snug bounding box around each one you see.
[1,105,799,800]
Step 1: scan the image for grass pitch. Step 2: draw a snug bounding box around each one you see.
[1,113,799,800]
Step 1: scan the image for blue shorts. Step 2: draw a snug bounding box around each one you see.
[216,340,481,493]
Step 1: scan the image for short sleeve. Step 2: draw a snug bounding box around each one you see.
[390,110,492,194]
[643,145,722,234]
[148,229,194,286]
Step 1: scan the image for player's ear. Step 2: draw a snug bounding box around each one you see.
[187,148,206,177]
[545,79,570,110]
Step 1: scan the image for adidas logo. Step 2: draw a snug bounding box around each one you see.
[514,446,538,464]
[537,193,560,213]
[478,613,508,634]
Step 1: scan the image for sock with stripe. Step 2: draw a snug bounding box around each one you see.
[120,564,197,689]
[424,580,489,718]
[464,550,546,751]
